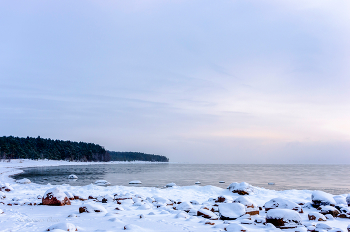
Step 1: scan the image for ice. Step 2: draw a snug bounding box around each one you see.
[15,178,31,184]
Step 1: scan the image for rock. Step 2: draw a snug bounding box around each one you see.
[195,181,201,184]
[0,192,5,199]
[334,196,347,205]
[308,212,327,221]
[317,205,340,217]
[94,180,111,186]
[266,209,302,229]
[64,191,75,200]
[348,224,350,232]
[46,222,77,231]
[312,191,336,208]
[79,203,107,213]
[339,207,350,218]
[218,203,245,220]
[233,196,259,215]
[16,178,31,184]
[329,228,345,232]
[165,183,176,187]
[175,202,192,212]
[264,198,303,213]
[225,223,249,232]
[219,181,225,183]
[227,182,253,195]
[68,174,78,179]
[42,187,71,206]
[215,195,233,203]
[123,224,144,230]
[129,180,142,184]
[190,200,200,205]
[197,208,218,220]
[0,183,13,192]
[97,194,114,203]
[0,209,3,214]
[175,211,189,219]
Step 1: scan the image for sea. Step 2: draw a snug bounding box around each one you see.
[13,163,350,195]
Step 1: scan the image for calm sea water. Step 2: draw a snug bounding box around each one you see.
[14,163,350,195]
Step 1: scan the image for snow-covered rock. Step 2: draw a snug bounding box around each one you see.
[195,181,201,184]
[339,207,350,218]
[0,209,3,214]
[175,211,189,219]
[175,201,192,212]
[308,212,327,221]
[218,203,246,220]
[94,180,111,186]
[312,191,336,208]
[233,196,259,215]
[68,174,78,179]
[264,198,303,213]
[64,191,75,200]
[165,183,176,187]
[225,223,249,232]
[79,203,107,213]
[16,178,31,184]
[215,195,233,203]
[129,180,142,184]
[197,208,218,220]
[227,182,253,195]
[137,204,151,210]
[317,205,340,217]
[266,209,302,229]
[42,187,71,206]
[0,183,13,192]
[0,191,5,199]
[334,196,347,205]
[46,222,77,231]
[315,223,332,231]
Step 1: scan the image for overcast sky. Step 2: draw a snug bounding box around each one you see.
[1,0,350,163]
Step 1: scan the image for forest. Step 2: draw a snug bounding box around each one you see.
[0,136,168,162]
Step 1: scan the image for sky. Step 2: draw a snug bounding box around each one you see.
[1,0,350,163]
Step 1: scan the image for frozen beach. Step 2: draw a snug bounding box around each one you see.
[1,160,350,231]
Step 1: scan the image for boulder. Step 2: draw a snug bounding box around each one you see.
[129,180,142,184]
[79,203,107,213]
[233,196,259,215]
[308,212,327,221]
[215,195,233,203]
[68,174,78,179]
[218,203,245,220]
[94,180,110,186]
[315,223,332,231]
[16,178,31,184]
[42,187,71,206]
[266,209,302,229]
[165,183,176,187]
[312,191,336,208]
[197,208,218,220]
[46,222,77,231]
[264,198,303,213]
[0,183,13,192]
[64,191,75,200]
[227,182,253,195]
[334,196,347,205]
[317,205,340,217]
[339,207,350,219]
[225,223,249,232]
[175,202,192,212]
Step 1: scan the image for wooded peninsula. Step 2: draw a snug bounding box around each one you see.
[0,136,169,162]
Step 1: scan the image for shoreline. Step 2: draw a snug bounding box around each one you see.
[0,159,349,231]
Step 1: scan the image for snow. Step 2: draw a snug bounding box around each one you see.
[43,187,69,201]
[15,178,31,184]
[266,208,302,222]
[264,197,302,212]
[218,203,245,220]
[129,180,142,184]
[312,190,337,206]
[1,159,350,231]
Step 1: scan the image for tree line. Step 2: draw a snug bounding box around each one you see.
[108,151,169,162]
[0,136,169,162]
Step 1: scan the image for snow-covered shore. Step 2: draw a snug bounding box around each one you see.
[0,160,349,231]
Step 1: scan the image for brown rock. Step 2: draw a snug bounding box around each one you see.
[42,187,71,206]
